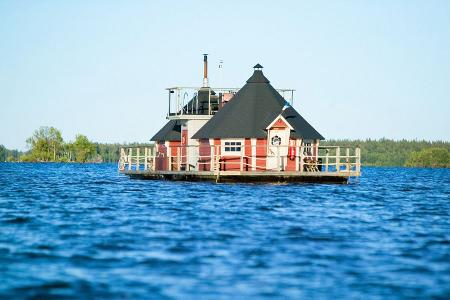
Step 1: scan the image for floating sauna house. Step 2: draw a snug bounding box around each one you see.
[119,55,361,183]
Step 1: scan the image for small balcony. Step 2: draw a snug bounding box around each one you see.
[166,86,296,120]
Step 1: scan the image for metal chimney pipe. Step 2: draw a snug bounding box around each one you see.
[203,54,209,87]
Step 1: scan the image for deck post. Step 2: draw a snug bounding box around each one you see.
[136,148,140,171]
[177,89,181,115]
[186,147,190,171]
[299,146,304,172]
[336,147,341,173]
[356,146,361,175]
[346,148,350,172]
[277,146,281,171]
[211,145,215,172]
[240,148,244,172]
[168,147,172,171]
[215,146,220,182]
[325,148,329,172]
[118,147,124,171]
[251,139,256,171]
[128,148,132,171]
[177,146,181,171]
[295,141,299,171]
[144,147,148,171]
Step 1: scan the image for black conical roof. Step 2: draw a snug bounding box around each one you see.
[246,69,270,83]
[192,68,324,140]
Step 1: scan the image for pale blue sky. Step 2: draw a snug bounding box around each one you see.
[1,0,449,150]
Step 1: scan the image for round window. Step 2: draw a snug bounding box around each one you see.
[271,135,282,146]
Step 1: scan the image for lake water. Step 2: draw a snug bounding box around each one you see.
[0,163,449,299]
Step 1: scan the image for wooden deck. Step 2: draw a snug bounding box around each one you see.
[118,145,361,184]
[122,170,352,183]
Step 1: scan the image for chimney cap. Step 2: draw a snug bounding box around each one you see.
[253,63,263,69]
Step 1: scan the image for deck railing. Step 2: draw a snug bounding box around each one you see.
[118,145,361,177]
[167,87,296,118]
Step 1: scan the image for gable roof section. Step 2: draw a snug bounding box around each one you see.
[192,68,324,140]
[266,115,294,130]
[150,120,182,142]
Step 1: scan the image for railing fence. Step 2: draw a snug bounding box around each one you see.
[119,145,361,176]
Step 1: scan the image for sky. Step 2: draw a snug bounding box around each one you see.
[1,0,449,150]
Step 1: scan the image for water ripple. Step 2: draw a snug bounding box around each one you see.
[0,163,449,299]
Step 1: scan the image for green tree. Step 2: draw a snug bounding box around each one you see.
[406,148,450,168]
[0,145,6,161]
[72,134,96,163]
[24,126,64,161]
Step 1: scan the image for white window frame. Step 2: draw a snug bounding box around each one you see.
[222,139,244,154]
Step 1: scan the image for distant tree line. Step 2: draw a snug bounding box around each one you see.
[0,145,21,162]
[1,128,449,167]
[321,138,450,168]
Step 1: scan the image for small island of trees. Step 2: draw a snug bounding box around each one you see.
[1,126,122,163]
[21,126,97,163]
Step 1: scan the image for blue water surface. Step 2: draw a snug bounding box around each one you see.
[0,163,449,299]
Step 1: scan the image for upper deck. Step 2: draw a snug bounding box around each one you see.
[167,86,295,120]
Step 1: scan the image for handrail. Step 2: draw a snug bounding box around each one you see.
[167,86,296,117]
[118,145,361,177]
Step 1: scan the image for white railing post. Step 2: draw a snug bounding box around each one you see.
[346,148,350,172]
[128,148,132,171]
[277,146,280,171]
[325,148,329,173]
[356,146,361,174]
[336,147,341,173]
[211,145,215,172]
[240,148,244,172]
[177,146,181,171]
[168,147,172,171]
[299,146,304,172]
[216,146,220,172]
[136,148,140,171]
[186,146,190,171]
[119,147,125,170]
[215,145,220,182]
[144,147,148,171]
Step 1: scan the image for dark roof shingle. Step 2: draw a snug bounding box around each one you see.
[150,120,182,142]
[192,69,324,140]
